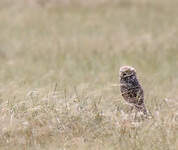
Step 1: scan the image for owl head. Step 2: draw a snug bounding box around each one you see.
[119,66,136,79]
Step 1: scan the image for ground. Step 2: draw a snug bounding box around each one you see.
[0,0,177,149]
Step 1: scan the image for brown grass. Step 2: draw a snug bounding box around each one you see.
[0,0,177,149]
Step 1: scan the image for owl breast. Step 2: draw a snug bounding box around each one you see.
[120,74,142,104]
[121,87,140,104]
[120,75,140,90]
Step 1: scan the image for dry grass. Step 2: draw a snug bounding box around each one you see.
[0,0,178,149]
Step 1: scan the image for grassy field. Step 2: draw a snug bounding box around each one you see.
[0,0,177,149]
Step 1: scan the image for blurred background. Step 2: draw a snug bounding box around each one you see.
[0,0,177,149]
[0,0,178,88]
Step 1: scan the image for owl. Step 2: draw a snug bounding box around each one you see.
[119,66,147,115]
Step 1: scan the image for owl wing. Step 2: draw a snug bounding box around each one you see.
[135,89,147,114]
[136,88,144,105]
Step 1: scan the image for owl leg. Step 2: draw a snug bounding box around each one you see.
[134,110,138,120]
[130,105,135,114]
[130,105,133,111]
[126,105,134,114]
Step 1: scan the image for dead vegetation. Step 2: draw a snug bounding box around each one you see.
[0,0,177,149]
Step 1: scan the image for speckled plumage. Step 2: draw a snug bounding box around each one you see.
[119,66,147,115]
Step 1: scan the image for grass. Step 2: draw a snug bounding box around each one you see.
[0,0,177,149]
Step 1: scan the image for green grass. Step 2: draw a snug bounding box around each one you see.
[0,0,177,149]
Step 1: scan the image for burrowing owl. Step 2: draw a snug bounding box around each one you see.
[119,66,147,115]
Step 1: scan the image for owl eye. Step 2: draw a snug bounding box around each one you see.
[122,73,126,77]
